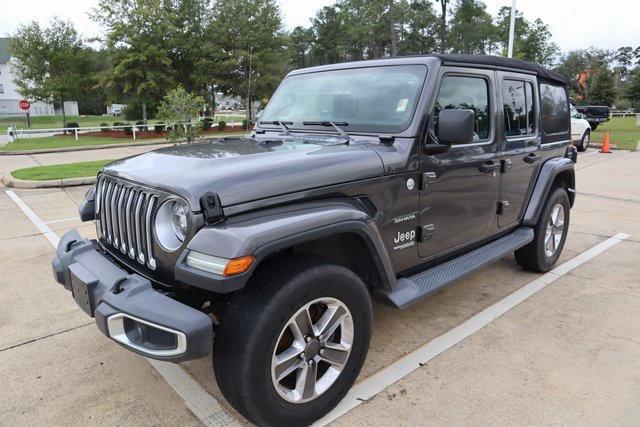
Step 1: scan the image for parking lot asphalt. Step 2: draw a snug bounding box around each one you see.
[1,147,639,426]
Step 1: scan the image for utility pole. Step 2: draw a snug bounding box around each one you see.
[246,47,253,123]
[507,0,516,58]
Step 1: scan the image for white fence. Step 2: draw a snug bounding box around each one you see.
[11,121,243,142]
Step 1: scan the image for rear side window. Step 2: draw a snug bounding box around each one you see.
[502,79,535,137]
[434,75,490,141]
[540,83,569,136]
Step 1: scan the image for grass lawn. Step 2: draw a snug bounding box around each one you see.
[11,160,112,181]
[0,135,157,152]
[0,113,246,134]
[590,116,640,151]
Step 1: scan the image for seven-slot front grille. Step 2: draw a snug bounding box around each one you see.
[95,175,158,270]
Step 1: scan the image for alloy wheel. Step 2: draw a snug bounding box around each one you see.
[544,203,565,257]
[271,297,354,403]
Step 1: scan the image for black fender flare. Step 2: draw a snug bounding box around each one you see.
[175,198,396,293]
[523,157,575,226]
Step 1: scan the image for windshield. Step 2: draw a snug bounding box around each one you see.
[570,104,581,119]
[260,65,428,134]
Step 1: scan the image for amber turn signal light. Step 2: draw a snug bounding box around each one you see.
[223,256,255,276]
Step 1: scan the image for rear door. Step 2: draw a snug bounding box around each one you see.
[497,72,541,228]
[418,67,500,258]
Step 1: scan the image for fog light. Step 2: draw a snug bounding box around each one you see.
[107,313,186,357]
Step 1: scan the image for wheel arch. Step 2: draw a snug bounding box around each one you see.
[179,198,397,293]
[523,157,575,227]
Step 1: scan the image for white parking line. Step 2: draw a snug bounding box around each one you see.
[45,217,79,225]
[315,232,630,426]
[5,189,239,427]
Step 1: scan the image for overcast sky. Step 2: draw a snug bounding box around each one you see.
[0,0,638,53]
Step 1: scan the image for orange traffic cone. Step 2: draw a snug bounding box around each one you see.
[599,131,612,154]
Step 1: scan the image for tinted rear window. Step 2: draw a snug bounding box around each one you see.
[540,83,569,136]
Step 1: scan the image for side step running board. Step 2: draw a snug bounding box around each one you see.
[378,227,534,309]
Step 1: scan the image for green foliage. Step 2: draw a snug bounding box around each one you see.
[154,122,166,133]
[67,122,79,129]
[448,0,495,55]
[157,87,205,142]
[201,117,214,130]
[9,19,94,127]
[122,123,132,134]
[218,121,227,131]
[627,68,640,111]
[589,67,617,106]
[242,119,249,130]
[100,123,110,132]
[201,0,288,121]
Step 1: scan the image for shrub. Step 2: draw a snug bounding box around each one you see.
[113,121,123,127]
[67,122,79,129]
[135,120,148,132]
[242,119,248,130]
[100,122,110,133]
[154,122,166,133]
[122,123,132,134]
[201,117,214,130]
[218,121,227,131]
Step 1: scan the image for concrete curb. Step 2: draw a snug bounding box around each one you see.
[2,172,96,189]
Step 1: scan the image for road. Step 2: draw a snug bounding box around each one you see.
[1,147,639,425]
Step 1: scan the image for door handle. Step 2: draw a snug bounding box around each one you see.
[523,153,540,164]
[479,161,500,173]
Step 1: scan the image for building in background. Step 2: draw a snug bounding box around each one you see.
[0,38,78,118]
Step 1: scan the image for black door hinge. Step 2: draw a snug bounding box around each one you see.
[419,224,435,242]
[500,159,512,173]
[497,200,511,215]
[421,172,437,190]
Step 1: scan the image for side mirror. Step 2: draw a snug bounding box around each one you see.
[437,109,475,145]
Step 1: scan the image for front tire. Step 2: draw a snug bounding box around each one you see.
[515,187,570,272]
[213,257,372,426]
[578,129,590,152]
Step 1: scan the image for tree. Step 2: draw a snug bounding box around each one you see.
[589,66,617,106]
[494,6,558,66]
[9,19,90,128]
[206,0,288,122]
[398,0,439,55]
[157,86,205,143]
[287,26,316,70]
[92,0,175,122]
[627,67,640,111]
[438,0,449,53]
[448,0,495,55]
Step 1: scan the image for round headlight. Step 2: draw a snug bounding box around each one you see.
[170,201,188,242]
[155,199,190,252]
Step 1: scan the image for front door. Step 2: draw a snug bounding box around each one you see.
[418,68,500,258]
[497,73,541,227]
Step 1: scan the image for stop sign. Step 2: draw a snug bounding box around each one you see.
[19,99,30,111]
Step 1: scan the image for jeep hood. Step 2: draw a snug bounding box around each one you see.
[102,137,384,209]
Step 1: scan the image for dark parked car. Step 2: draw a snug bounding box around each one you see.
[575,105,610,130]
[52,54,576,426]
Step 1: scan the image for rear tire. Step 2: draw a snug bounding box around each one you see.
[578,129,590,152]
[515,187,570,272]
[213,256,372,426]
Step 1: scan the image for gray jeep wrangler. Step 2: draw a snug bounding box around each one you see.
[52,54,577,426]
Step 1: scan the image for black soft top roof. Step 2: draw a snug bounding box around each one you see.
[431,54,567,85]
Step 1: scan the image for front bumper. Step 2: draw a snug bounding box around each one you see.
[52,229,212,362]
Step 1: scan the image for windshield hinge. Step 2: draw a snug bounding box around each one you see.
[379,136,395,144]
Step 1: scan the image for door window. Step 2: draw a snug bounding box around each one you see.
[434,76,490,142]
[502,79,535,137]
[540,83,569,136]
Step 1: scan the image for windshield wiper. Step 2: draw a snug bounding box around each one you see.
[259,120,293,136]
[302,121,352,143]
